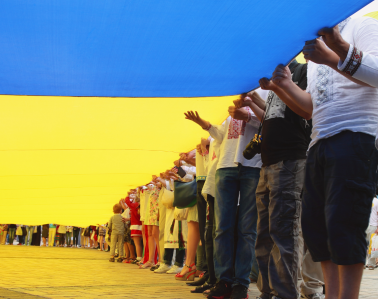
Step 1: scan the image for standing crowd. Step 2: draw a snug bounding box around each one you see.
[0,224,109,251]
[105,16,378,299]
[2,16,378,299]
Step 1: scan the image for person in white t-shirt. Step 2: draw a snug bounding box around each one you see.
[366,195,378,269]
[185,100,262,298]
[272,16,378,299]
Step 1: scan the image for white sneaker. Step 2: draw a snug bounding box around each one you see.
[154,264,171,274]
[166,265,182,274]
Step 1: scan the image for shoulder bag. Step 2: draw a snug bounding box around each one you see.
[173,179,197,209]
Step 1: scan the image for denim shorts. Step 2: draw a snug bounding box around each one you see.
[302,130,378,265]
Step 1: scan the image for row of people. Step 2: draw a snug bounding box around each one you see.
[105,15,378,299]
[0,224,109,250]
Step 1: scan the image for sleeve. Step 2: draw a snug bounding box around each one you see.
[206,120,227,143]
[182,165,196,176]
[245,107,261,128]
[338,18,378,87]
[125,196,139,209]
[165,180,171,191]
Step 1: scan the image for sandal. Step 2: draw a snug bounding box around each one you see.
[139,261,154,269]
[150,262,160,271]
[368,265,375,270]
[191,282,214,293]
[175,263,196,281]
[195,270,205,277]
[122,258,130,264]
[109,257,115,262]
[131,259,140,264]
[117,257,123,263]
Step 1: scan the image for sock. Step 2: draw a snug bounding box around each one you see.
[137,257,142,261]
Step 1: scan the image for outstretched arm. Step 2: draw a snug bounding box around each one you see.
[272,64,313,117]
[259,78,312,120]
[185,110,225,142]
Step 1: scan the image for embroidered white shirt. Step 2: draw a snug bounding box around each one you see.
[196,152,208,180]
[307,17,378,149]
[206,89,266,169]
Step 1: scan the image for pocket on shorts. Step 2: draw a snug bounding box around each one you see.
[352,133,376,161]
[346,179,374,229]
[278,190,302,237]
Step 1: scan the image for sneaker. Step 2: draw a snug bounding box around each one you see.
[207,280,232,299]
[301,294,325,299]
[230,285,248,299]
[154,264,171,274]
[166,265,183,274]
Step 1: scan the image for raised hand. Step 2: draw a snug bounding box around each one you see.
[228,106,248,121]
[196,144,202,155]
[200,137,210,155]
[272,64,292,89]
[184,111,210,129]
[233,93,253,109]
[318,25,349,61]
[259,78,277,91]
[303,38,336,66]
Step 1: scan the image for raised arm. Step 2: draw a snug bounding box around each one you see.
[259,78,312,120]
[233,92,265,122]
[124,197,140,209]
[272,65,313,116]
[185,111,225,142]
[303,21,378,88]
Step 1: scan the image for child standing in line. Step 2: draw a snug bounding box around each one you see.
[109,204,127,262]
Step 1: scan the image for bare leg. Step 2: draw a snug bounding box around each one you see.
[321,260,339,299]
[147,225,156,263]
[142,223,146,253]
[124,242,130,258]
[152,225,160,262]
[133,236,143,258]
[42,237,46,246]
[338,263,364,299]
[99,236,103,251]
[127,243,136,259]
[178,221,200,275]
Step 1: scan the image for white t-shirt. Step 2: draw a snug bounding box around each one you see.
[307,17,378,149]
[369,197,378,227]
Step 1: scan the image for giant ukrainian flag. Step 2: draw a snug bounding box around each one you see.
[0,0,373,226]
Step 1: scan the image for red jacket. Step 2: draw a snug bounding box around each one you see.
[125,197,142,226]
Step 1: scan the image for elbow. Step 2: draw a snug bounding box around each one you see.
[304,113,312,120]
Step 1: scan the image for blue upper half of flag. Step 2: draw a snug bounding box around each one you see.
[0,0,372,97]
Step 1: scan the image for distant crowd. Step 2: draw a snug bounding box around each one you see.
[0,224,109,250]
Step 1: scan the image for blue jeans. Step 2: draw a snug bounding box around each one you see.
[26,226,34,245]
[214,165,260,288]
